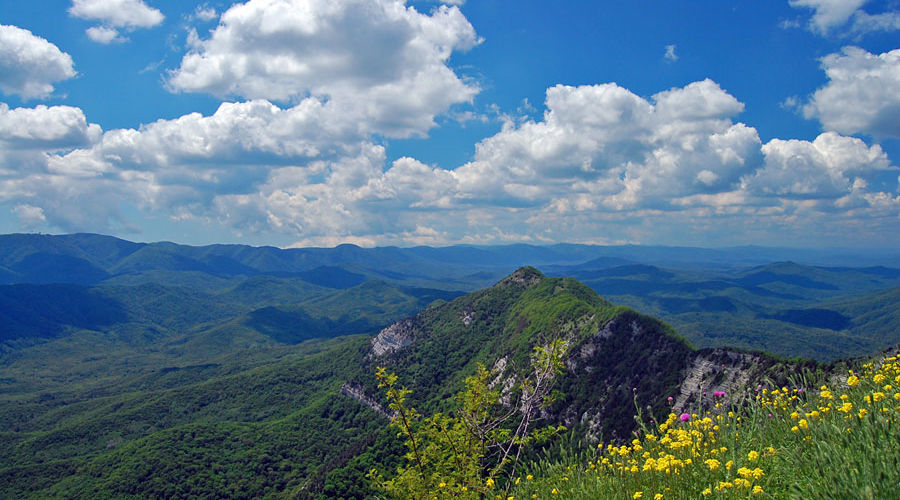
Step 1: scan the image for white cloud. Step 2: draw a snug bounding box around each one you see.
[12,204,46,227]
[451,79,758,211]
[789,0,867,33]
[85,26,126,43]
[69,0,164,28]
[167,0,480,138]
[789,0,900,35]
[0,103,101,150]
[664,44,678,62]
[1,75,896,246]
[850,10,900,33]
[190,5,218,22]
[804,47,900,138]
[745,132,892,198]
[0,25,76,100]
[70,0,164,43]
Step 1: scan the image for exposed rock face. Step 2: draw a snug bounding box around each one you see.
[348,267,805,447]
[340,383,393,419]
[673,348,761,413]
[370,318,418,357]
[460,309,475,326]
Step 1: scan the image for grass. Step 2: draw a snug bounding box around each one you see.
[506,353,900,499]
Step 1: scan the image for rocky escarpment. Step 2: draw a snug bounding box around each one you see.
[370,318,419,357]
[346,267,808,444]
[340,383,393,419]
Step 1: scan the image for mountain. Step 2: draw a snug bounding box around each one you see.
[1,267,818,499]
[355,268,805,444]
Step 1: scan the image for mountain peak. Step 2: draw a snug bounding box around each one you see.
[497,266,544,288]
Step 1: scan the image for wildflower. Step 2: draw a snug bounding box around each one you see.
[486,478,495,488]
[847,375,859,387]
[633,493,643,499]
[680,413,691,422]
[798,419,809,430]
[654,494,663,500]
[747,450,759,462]
[551,488,558,495]
[752,485,764,495]
[704,459,720,471]
[526,474,533,481]
[701,488,712,496]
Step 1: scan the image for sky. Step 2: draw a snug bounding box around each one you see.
[0,0,899,249]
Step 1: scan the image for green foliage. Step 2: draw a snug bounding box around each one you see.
[509,353,900,499]
[372,340,568,499]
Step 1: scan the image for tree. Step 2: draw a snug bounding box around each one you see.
[371,339,568,499]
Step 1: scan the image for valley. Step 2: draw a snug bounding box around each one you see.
[0,234,898,498]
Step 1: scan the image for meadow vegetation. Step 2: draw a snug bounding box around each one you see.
[500,353,900,499]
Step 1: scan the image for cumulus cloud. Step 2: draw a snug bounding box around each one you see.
[85,26,126,43]
[804,47,900,138]
[2,73,897,246]
[745,132,892,198]
[12,204,46,227]
[451,79,759,211]
[69,0,164,28]
[0,103,102,150]
[167,0,480,138]
[0,25,76,99]
[70,0,164,42]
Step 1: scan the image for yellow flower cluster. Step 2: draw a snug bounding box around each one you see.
[506,355,900,499]
[594,408,769,498]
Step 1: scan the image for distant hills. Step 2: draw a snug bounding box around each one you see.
[5,232,899,360]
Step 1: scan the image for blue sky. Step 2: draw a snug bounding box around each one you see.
[1,0,899,248]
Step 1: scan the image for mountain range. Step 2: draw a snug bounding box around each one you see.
[1,233,897,497]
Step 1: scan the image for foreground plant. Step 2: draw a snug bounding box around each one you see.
[371,339,568,499]
[509,354,900,499]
